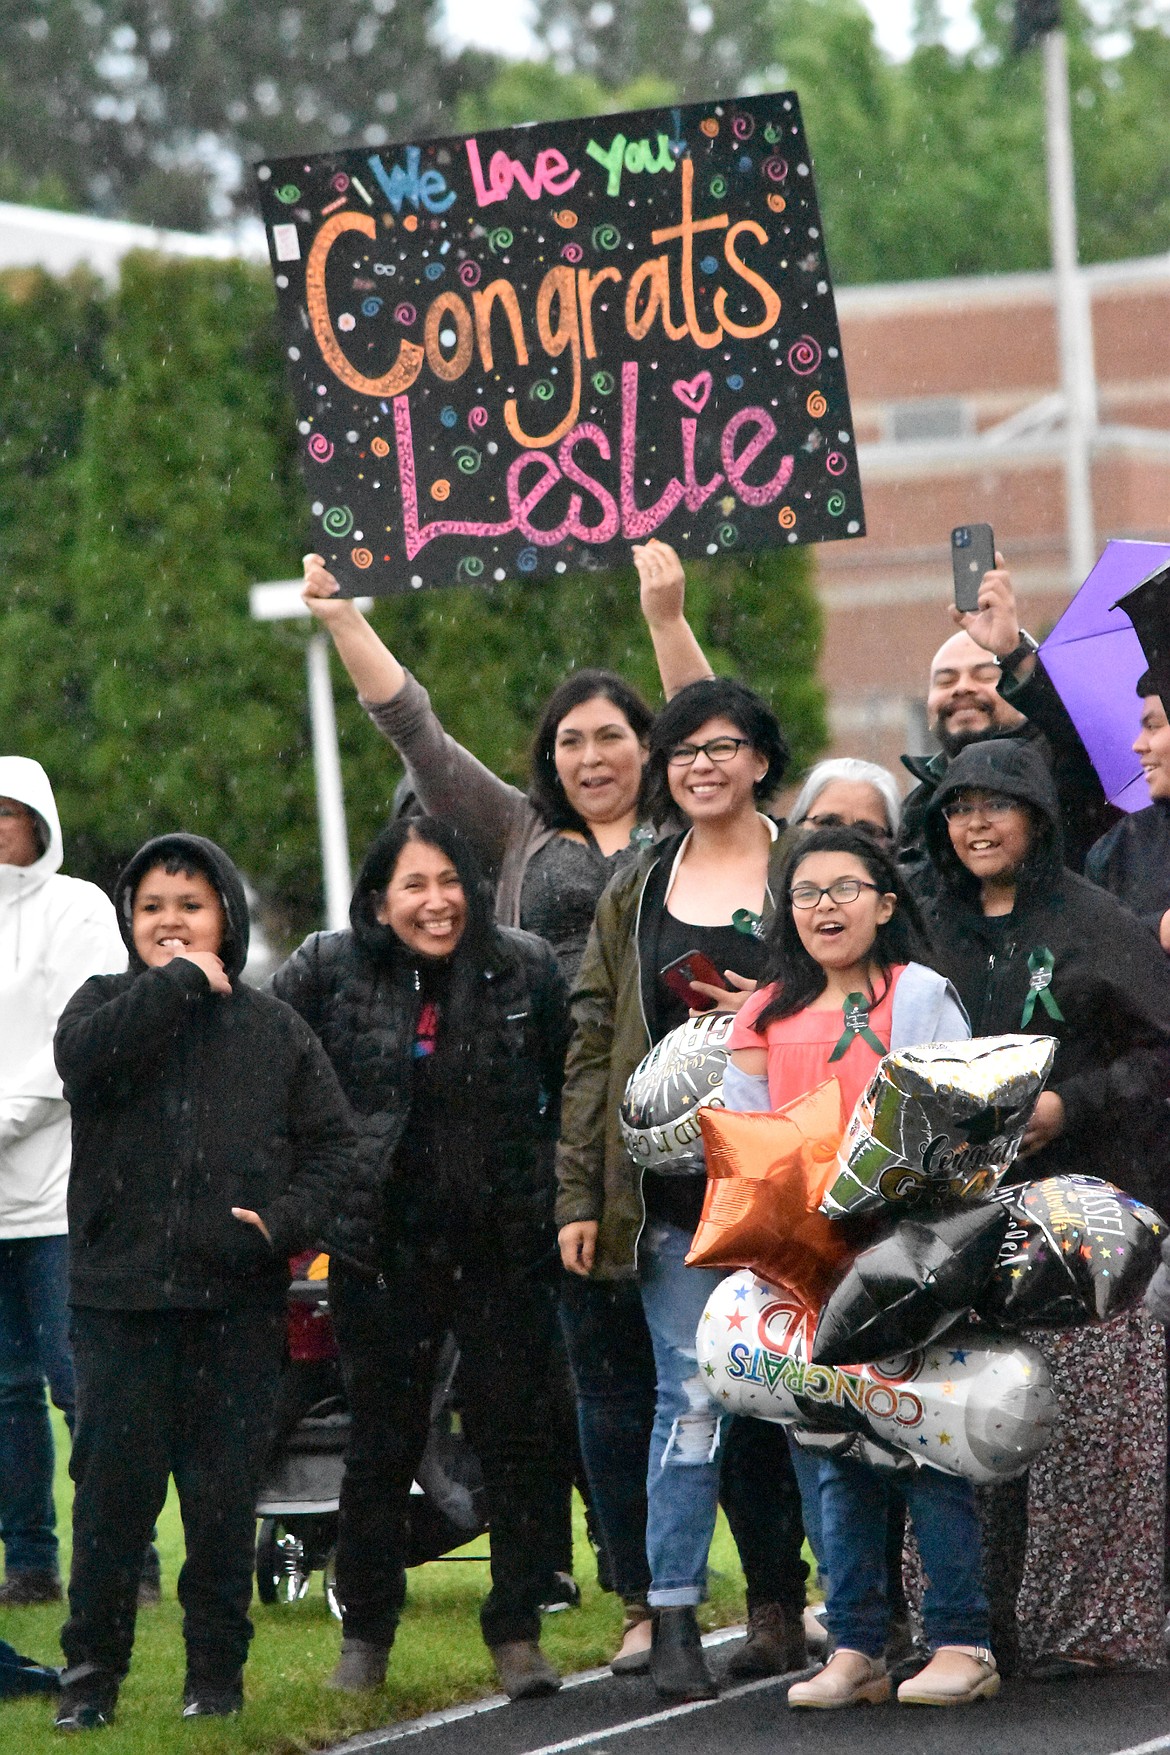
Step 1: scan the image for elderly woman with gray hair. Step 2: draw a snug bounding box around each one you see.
[787,758,903,845]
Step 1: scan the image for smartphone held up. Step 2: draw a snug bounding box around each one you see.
[951,523,996,614]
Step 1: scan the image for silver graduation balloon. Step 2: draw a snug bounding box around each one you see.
[620,1011,734,1176]
[697,1269,1058,1484]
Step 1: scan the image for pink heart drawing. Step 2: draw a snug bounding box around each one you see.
[672,371,713,416]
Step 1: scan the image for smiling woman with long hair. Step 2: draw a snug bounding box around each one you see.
[270,817,571,1702]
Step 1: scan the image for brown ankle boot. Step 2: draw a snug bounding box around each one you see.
[726,1602,809,1677]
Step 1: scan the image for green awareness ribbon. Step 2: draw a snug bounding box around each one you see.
[1020,947,1065,1028]
[828,992,888,1063]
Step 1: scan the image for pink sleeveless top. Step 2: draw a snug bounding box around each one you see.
[728,967,907,1116]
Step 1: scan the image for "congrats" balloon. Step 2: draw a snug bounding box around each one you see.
[975,1174,1167,1328]
[620,1011,734,1175]
[697,1269,1057,1484]
[821,1035,1056,1221]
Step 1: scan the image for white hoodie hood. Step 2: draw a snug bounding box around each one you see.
[0,757,126,1236]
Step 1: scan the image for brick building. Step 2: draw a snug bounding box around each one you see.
[825,254,1170,778]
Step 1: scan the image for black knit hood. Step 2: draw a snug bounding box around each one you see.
[115,833,250,979]
[924,738,1063,904]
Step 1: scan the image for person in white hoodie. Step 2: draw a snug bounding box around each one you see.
[0,757,125,1604]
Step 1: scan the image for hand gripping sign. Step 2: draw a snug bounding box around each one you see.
[256,92,864,592]
[696,1268,1058,1484]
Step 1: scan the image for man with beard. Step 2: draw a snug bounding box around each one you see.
[899,555,1115,886]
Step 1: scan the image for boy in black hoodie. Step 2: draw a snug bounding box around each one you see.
[52,835,359,1731]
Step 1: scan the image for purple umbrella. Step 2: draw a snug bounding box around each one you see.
[1039,540,1170,811]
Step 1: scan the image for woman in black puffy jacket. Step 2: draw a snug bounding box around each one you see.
[271,816,570,1702]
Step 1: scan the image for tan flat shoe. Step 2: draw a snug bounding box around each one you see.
[788,1648,889,1709]
[897,1645,1000,1706]
[610,1613,653,1676]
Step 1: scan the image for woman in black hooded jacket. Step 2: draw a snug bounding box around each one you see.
[270,816,570,1702]
[920,738,1170,1674]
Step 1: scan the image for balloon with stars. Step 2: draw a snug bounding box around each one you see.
[697,1269,1058,1484]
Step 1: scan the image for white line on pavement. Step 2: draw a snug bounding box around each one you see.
[513,1674,791,1755]
[1106,1738,1170,1755]
[331,1627,750,1752]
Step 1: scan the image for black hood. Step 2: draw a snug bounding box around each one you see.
[115,834,251,979]
[348,822,496,967]
[924,738,1063,902]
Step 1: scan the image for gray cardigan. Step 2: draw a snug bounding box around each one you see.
[722,962,970,1112]
[363,671,555,928]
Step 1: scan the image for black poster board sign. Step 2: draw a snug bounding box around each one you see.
[256,91,864,594]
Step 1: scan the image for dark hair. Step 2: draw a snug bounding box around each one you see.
[1137,668,1157,699]
[527,669,654,832]
[130,850,218,897]
[644,677,789,825]
[350,815,495,964]
[754,826,928,1029]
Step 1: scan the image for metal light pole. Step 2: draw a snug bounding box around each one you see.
[1041,25,1099,586]
[249,580,372,932]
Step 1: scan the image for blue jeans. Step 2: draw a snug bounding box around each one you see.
[561,1272,812,1613]
[0,1235,75,1576]
[639,1222,727,1608]
[816,1452,990,1656]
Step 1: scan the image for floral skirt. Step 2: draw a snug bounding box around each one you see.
[978,1311,1166,1669]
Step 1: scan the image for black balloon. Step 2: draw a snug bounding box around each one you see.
[811,1203,1011,1366]
[974,1174,1167,1328]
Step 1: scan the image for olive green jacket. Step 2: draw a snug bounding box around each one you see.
[554,825,787,1278]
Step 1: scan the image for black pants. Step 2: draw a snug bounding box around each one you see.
[62,1304,284,1687]
[329,1259,560,1649]
[559,1274,809,1614]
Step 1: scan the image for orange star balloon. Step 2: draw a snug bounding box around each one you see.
[687,1080,852,1307]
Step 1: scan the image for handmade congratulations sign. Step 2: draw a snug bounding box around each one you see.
[255,92,863,593]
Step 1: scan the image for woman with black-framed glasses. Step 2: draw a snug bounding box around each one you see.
[556,677,811,1700]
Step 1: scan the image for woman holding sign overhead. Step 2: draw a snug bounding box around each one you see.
[301,547,810,1682]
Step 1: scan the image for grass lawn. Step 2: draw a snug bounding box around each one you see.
[1,1410,751,1754]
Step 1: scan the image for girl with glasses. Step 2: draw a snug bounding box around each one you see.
[725,827,999,1710]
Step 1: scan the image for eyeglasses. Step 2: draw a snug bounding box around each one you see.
[790,878,884,909]
[666,736,750,767]
[798,812,893,844]
[941,793,1021,822]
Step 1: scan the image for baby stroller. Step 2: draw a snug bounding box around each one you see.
[255,1253,488,1614]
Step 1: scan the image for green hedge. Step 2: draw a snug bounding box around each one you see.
[0,254,824,939]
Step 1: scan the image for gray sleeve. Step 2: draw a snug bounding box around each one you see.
[361,669,533,877]
[721,1061,772,1113]
[889,964,971,1049]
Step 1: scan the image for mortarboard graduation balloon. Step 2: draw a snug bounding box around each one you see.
[821,1035,1056,1221]
[811,1202,1011,1365]
[620,1011,735,1175]
[686,1080,851,1308]
[697,1269,1057,1484]
[974,1174,1167,1328]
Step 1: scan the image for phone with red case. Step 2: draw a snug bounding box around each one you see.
[660,951,726,1012]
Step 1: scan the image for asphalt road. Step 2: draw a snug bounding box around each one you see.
[332,1631,1170,1755]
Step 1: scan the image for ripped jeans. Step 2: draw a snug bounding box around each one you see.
[639,1221,728,1608]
